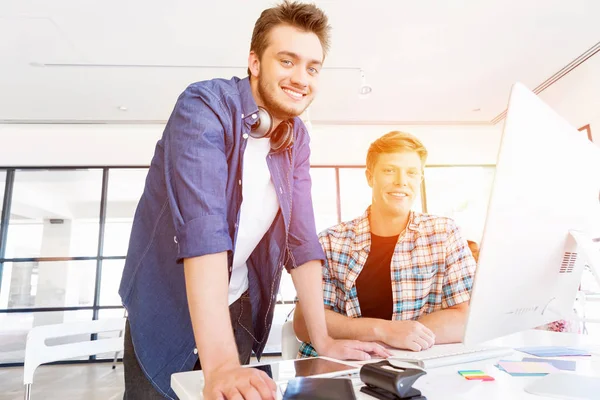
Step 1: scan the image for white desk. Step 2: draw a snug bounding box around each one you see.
[172,330,600,400]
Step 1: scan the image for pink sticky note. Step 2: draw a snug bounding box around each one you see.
[498,361,559,374]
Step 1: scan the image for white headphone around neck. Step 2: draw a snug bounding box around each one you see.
[249,106,294,152]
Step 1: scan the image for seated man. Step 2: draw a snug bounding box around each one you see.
[467,240,480,262]
[294,131,477,357]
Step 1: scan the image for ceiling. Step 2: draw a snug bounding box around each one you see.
[1,0,599,124]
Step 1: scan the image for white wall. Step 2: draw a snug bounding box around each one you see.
[2,49,599,168]
[0,123,501,167]
[537,51,600,142]
[0,124,162,167]
[310,124,501,166]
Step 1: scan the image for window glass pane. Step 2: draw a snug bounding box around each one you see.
[278,271,296,303]
[339,168,422,222]
[5,170,103,258]
[423,166,495,242]
[0,170,6,217]
[309,168,338,233]
[264,303,295,354]
[0,310,93,364]
[0,260,97,309]
[100,260,125,306]
[103,169,148,256]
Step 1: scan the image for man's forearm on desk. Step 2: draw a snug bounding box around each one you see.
[184,252,239,373]
[290,260,330,348]
[417,303,469,344]
[293,303,385,343]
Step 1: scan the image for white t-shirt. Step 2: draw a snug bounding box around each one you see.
[228,137,280,305]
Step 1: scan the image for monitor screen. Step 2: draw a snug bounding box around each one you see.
[463,82,600,345]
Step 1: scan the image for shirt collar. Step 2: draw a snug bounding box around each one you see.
[354,207,422,250]
[237,76,260,123]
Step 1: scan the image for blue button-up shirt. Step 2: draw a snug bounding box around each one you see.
[119,76,325,398]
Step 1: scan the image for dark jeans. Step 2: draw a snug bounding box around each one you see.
[123,291,255,399]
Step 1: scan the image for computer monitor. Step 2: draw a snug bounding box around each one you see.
[462,82,600,346]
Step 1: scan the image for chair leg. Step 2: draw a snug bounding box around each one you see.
[112,350,120,369]
[24,383,31,400]
[112,320,125,369]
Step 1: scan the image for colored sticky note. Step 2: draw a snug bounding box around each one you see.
[497,360,558,376]
[516,346,591,357]
[459,370,485,375]
[465,376,495,381]
[521,357,577,371]
[458,370,495,381]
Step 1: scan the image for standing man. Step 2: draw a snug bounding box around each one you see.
[119,2,388,399]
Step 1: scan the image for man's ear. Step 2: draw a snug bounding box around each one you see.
[365,169,373,188]
[248,51,260,78]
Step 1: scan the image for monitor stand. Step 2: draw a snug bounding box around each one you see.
[525,230,600,399]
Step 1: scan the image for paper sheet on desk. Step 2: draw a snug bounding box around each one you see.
[521,357,576,371]
[515,346,591,357]
[496,360,559,376]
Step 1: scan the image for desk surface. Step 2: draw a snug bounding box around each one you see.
[172,330,600,400]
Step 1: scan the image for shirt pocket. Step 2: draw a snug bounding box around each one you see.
[398,263,439,307]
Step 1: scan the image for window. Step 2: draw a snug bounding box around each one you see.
[309,168,338,233]
[1,260,97,309]
[103,169,149,256]
[5,170,103,258]
[423,166,495,242]
[0,164,499,363]
[100,260,125,306]
[0,170,6,217]
[0,168,119,365]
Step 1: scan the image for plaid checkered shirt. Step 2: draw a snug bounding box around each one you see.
[298,208,476,357]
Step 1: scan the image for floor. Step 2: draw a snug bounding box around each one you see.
[1,362,125,400]
[0,357,283,400]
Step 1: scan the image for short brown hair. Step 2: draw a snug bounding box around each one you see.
[248,1,331,76]
[366,131,428,172]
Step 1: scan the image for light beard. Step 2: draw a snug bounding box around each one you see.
[257,76,310,120]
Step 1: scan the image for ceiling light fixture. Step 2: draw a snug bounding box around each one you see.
[30,62,372,98]
[359,69,372,99]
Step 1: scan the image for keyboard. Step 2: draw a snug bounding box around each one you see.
[387,343,514,369]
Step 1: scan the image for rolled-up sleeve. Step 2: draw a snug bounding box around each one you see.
[163,84,232,262]
[284,125,326,269]
[318,233,338,311]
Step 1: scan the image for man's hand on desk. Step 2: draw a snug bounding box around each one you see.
[313,336,392,361]
[375,320,436,352]
[203,363,277,400]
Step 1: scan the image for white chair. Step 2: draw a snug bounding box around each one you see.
[281,320,301,360]
[23,317,126,400]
